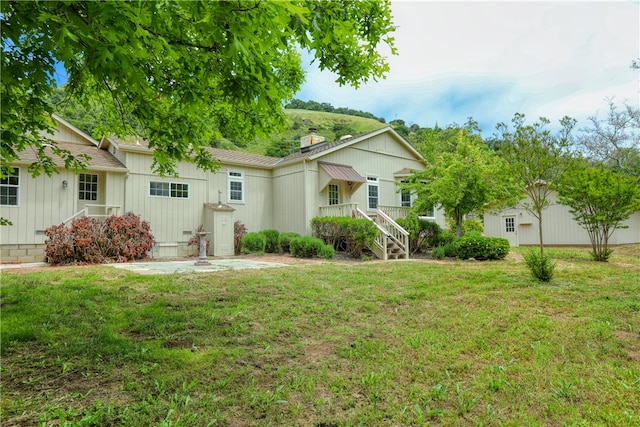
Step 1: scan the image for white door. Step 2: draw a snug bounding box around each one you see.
[502,215,518,246]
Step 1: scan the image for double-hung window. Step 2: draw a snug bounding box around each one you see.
[399,180,412,207]
[79,173,98,201]
[367,175,379,210]
[149,181,189,198]
[328,184,339,205]
[0,167,19,206]
[228,171,244,202]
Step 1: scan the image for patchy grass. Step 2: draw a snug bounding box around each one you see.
[1,246,639,426]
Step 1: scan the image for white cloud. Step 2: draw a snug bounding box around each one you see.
[295,0,640,134]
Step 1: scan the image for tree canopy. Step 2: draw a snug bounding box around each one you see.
[2,0,396,177]
[555,163,640,261]
[404,124,515,237]
[495,113,576,255]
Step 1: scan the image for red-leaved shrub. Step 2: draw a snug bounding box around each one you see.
[45,212,156,265]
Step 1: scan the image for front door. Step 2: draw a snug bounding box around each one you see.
[502,215,518,246]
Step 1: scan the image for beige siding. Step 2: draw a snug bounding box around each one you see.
[218,166,273,234]
[272,163,308,235]
[46,123,94,146]
[485,192,640,246]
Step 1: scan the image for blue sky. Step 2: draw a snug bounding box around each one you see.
[294,0,639,135]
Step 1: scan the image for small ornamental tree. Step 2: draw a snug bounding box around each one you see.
[555,164,640,261]
[496,113,576,256]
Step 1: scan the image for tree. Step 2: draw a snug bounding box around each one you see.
[404,125,516,237]
[577,99,640,176]
[2,0,396,179]
[496,113,576,255]
[555,163,640,261]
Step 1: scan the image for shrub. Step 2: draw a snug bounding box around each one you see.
[447,218,485,235]
[311,216,377,257]
[396,216,442,253]
[524,251,556,282]
[234,221,247,255]
[278,232,300,253]
[443,242,457,258]
[317,244,335,260]
[454,233,509,261]
[44,212,156,265]
[242,232,266,254]
[432,246,445,259]
[436,230,457,247]
[290,236,325,258]
[260,229,280,253]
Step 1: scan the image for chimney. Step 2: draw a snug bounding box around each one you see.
[300,127,326,152]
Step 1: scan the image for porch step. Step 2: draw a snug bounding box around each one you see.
[386,242,406,259]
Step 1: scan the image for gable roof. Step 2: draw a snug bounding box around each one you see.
[276,126,425,167]
[102,126,424,170]
[104,136,281,168]
[13,115,127,172]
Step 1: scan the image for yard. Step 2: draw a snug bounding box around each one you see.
[1,246,639,426]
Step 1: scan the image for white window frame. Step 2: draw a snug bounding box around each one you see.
[328,184,339,205]
[228,170,244,203]
[0,167,20,206]
[398,180,412,208]
[149,181,190,199]
[79,173,98,201]
[367,175,379,210]
[419,206,437,219]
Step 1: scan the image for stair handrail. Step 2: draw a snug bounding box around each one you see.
[355,207,389,260]
[376,209,410,258]
[63,207,88,225]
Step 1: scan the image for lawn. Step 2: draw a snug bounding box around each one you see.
[1,246,639,426]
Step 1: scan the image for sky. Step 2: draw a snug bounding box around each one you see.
[294,0,640,135]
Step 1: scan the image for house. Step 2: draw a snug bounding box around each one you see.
[1,115,444,263]
[483,191,640,247]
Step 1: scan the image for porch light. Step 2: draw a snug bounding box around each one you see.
[62,180,68,188]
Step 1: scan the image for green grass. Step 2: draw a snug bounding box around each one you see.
[1,246,639,426]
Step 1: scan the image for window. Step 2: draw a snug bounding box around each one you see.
[367,175,378,210]
[400,190,412,207]
[421,206,436,218]
[149,181,189,198]
[228,171,244,202]
[399,180,412,207]
[79,173,98,201]
[328,184,339,205]
[505,217,515,233]
[0,167,19,206]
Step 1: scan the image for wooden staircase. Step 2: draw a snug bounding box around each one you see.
[354,208,409,260]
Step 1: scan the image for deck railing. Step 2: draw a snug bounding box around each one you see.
[318,203,358,218]
[64,204,121,224]
[378,205,410,221]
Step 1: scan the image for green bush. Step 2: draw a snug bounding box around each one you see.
[432,246,445,259]
[454,234,509,260]
[396,216,442,253]
[443,242,457,258]
[311,217,377,257]
[436,230,456,247]
[260,229,280,253]
[447,218,485,235]
[290,236,326,258]
[241,232,266,254]
[524,251,556,282]
[317,244,335,260]
[278,232,300,253]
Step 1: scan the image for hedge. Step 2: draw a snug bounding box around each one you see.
[454,233,509,261]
